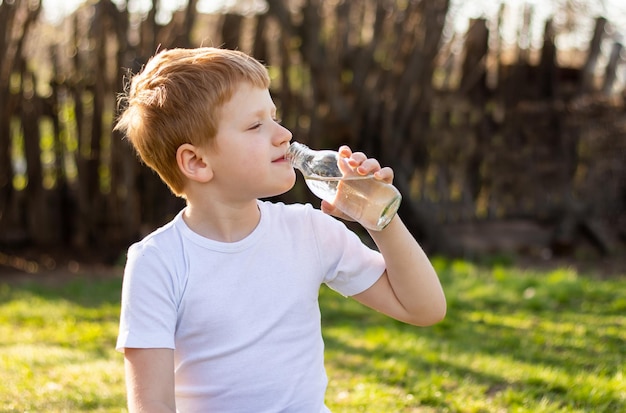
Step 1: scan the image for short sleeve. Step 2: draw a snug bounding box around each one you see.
[309,208,386,297]
[116,241,181,352]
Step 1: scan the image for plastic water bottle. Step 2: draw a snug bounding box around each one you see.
[286,142,401,231]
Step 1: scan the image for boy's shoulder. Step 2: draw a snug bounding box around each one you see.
[129,210,184,253]
[128,202,338,255]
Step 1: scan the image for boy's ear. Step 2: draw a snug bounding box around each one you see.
[176,143,213,183]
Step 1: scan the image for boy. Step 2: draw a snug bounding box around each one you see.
[115,47,445,413]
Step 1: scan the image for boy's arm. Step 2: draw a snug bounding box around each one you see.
[322,145,445,326]
[124,348,176,413]
[352,215,446,326]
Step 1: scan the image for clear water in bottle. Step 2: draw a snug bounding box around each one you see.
[303,175,401,231]
[287,141,402,230]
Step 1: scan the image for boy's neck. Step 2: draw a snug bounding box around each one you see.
[182,198,261,243]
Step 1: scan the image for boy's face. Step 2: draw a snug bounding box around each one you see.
[206,82,295,201]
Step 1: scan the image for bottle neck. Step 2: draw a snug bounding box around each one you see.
[285,142,314,171]
[286,141,343,179]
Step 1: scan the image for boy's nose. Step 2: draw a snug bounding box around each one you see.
[277,124,292,143]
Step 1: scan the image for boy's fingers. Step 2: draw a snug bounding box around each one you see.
[338,146,352,157]
[350,152,367,162]
[356,158,380,172]
[374,167,394,183]
[321,201,349,220]
[337,147,393,181]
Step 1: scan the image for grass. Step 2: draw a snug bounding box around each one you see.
[0,259,624,412]
[323,258,626,412]
[0,275,125,412]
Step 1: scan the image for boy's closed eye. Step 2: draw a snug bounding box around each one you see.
[248,117,282,131]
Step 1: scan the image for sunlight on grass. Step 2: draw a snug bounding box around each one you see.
[0,261,624,412]
[0,277,126,413]
[321,259,626,412]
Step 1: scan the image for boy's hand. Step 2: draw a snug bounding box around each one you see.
[337,145,394,184]
[320,145,395,220]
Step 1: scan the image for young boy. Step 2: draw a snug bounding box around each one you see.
[115,47,445,413]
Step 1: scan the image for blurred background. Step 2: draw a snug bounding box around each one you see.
[1,0,625,271]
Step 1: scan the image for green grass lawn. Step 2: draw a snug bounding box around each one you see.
[0,259,624,412]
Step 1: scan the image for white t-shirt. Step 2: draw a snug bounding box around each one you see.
[116,201,385,412]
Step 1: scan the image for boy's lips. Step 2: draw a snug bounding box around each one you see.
[272,155,287,163]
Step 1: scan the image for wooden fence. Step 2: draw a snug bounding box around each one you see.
[0,0,624,265]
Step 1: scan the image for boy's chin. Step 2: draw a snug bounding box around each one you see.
[277,180,297,196]
[268,179,297,198]
[261,177,296,198]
